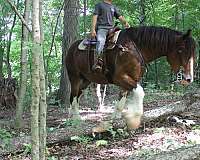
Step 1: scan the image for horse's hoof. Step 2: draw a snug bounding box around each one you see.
[123,113,141,129]
[70,114,82,120]
[92,68,102,73]
[92,121,111,135]
[92,126,106,135]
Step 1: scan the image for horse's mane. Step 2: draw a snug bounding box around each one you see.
[118,26,195,56]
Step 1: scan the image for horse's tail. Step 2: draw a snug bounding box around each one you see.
[65,40,81,66]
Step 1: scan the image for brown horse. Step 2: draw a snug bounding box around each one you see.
[65,26,196,131]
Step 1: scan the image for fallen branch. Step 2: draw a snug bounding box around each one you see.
[0,121,97,156]
[128,144,200,160]
[143,100,188,122]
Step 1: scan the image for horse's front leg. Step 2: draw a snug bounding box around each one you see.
[114,73,144,129]
[123,84,144,129]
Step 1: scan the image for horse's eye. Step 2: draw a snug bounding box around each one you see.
[178,50,183,54]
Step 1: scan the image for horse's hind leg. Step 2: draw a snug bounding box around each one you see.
[111,89,128,119]
[69,76,91,120]
[69,76,82,119]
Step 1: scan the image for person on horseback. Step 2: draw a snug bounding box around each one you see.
[91,0,130,72]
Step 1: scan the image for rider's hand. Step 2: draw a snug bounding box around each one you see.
[124,22,130,28]
[91,30,96,38]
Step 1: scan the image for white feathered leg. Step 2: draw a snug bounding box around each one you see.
[124,84,145,129]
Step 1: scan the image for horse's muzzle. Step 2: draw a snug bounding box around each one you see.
[180,74,192,85]
[184,75,192,83]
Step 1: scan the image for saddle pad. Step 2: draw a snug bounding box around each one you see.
[78,38,97,50]
[78,39,88,50]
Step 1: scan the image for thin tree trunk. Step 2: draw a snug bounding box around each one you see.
[198,41,200,85]
[49,2,64,57]
[39,0,47,159]
[174,0,179,30]
[46,2,64,94]
[0,45,4,79]
[6,0,19,78]
[6,0,32,32]
[150,1,159,88]
[139,0,146,25]
[15,0,31,128]
[31,0,41,159]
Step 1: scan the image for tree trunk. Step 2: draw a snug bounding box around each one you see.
[6,0,20,78]
[197,41,200,85]
[58,0,80,106]
[139,0,146,25]
[0,10,5,79]
[39,0,47,159]
[15,0,30,128]
[31,0,41,159]
[0,45,3,79]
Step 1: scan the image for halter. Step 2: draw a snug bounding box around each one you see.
[173,66,185,83]
[176,69,184,82]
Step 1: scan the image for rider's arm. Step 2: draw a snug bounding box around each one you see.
[91,3,100,38]
[91,15,98,32]
[91,15,98,38]
[118,16,130,28]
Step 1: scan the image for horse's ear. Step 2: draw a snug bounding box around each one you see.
[176,29,192,43]
[183,29,192,40]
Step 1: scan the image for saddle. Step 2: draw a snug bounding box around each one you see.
[78,26,121,51]
[78,26,121,74]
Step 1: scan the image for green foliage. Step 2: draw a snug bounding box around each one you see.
[23,143,32,154]
[47,127,57,133]
[47,156,59,160]
[63,119,82,127]
[70,135,93,144]
[1,0,200,102]
[0,129,12,149]
[96,140,108,147]
[107,127,117,138]
[107,127,129,139]
[192,125,200,130]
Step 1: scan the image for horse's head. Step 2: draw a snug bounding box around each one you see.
[167,29,196,84]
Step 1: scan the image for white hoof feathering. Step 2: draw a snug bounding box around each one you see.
[125,84,145,129]
[69,97,81,119]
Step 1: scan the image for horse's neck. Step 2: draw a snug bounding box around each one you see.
[141,49,166,63]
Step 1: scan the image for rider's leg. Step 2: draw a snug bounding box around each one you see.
[92,28,109,71]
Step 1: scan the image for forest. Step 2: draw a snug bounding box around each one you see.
[0,0,200,159]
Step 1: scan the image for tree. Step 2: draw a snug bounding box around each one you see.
[59,0,80,106]
[31,0,41,158]
[39,0,47,159]
[15,0,31,128]
[31,0,47,159]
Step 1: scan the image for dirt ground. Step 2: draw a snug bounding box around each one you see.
[1,85,200,160]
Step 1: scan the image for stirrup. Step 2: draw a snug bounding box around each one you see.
[92,58,103,72]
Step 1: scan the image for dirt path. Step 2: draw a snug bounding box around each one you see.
[1,88,200,160]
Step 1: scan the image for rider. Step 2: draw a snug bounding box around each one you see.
[91,0,130,72]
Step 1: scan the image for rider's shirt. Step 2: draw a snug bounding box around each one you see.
[93,1,121,29]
